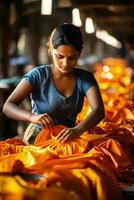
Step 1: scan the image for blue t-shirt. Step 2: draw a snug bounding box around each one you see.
[23,65,98,129]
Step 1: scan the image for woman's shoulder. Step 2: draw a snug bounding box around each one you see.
[24,64,50,77]
[75,68,98,94]
[23,64,51,85]
[32,64,50,73]
[75,67,98,85]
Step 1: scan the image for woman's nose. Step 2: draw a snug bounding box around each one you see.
[62,58,69,66]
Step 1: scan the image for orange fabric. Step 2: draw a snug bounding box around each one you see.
[34,125,105,156]
[0,137,127,199]
[34,125,98,156]
[0,175,82,200]
[0,126,133,199]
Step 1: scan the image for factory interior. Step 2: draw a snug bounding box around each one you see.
[0,0,134,199]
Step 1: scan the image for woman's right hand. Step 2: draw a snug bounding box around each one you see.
[29,113,53,129]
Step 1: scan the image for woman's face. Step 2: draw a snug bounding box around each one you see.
[51,44,80,74]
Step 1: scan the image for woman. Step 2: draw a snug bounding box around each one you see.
[2,23,105,144]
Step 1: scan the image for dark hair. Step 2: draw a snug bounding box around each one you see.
[48,23,83,53]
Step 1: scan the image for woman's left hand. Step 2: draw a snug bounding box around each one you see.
[56,128,81,143]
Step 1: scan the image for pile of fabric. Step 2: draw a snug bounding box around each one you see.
[0,58,134,200]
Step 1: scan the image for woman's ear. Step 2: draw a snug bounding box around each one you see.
[50,48,54,57]
[48,48,54,62]
[48,47,53,58]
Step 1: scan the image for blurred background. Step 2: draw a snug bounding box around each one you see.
[0,0,134,139]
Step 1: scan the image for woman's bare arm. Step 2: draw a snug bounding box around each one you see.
[2,79,33,122]
[2,79,54,128]
[75,85,105,134]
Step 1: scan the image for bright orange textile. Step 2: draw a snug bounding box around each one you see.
[34,125,107,156]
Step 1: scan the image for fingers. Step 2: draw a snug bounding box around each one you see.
[61,134,70,143]
[39,113,53,129]
[56,128,71,143]
[56,128,68,140]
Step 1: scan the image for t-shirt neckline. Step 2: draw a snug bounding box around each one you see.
[48,65,78,99]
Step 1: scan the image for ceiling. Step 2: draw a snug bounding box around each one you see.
[1,0,134,77]
[23,0,134,39]
[73,0,134,36]
[1,0,134,41]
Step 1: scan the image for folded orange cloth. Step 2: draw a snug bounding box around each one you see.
[34,125,107,156]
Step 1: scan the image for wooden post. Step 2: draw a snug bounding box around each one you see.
[1,1,10,78]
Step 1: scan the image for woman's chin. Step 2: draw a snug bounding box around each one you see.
[60,68,72,74]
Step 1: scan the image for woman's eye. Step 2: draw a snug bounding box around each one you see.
[55,54,77,59]
[56,55,63,59]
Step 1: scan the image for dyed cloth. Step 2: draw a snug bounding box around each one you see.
[0,124,134,200]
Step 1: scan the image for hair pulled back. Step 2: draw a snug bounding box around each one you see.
[48,23,83,54]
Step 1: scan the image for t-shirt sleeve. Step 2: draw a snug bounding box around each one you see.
[82,70,98,95]
[22,67,41,89]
